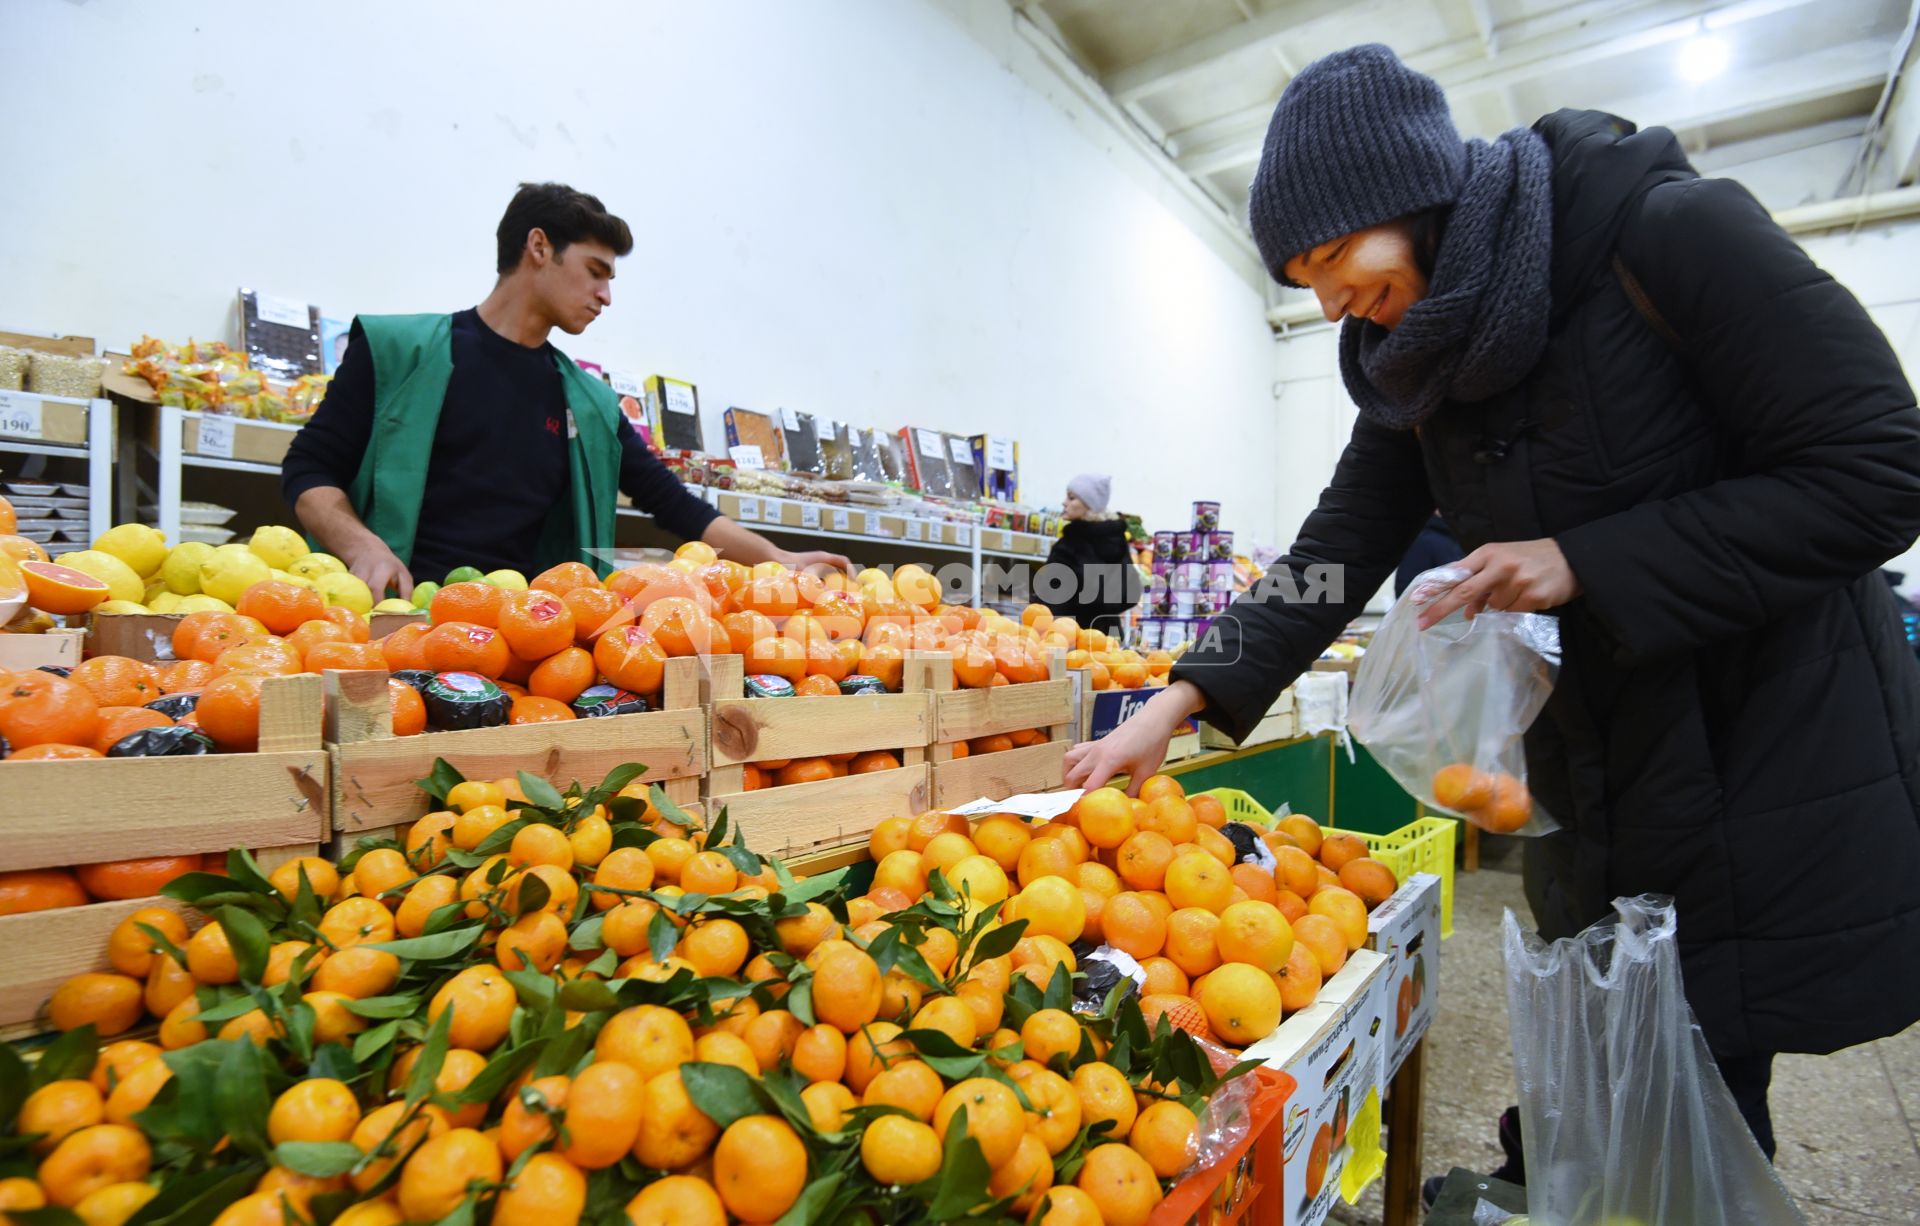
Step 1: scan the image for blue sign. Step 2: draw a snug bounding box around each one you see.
[1086,688,1198,741]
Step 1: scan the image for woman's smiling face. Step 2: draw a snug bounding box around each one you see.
[1282,217,1429,330]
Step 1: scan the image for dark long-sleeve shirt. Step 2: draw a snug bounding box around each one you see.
[281,309,718,582]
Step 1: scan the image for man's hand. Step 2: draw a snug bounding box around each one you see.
[341,540,416,601]
[778,548,853,576]
[1417,538,1580,629]
[1063,680,1205,795]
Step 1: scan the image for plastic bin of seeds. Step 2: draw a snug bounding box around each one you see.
[27,353,106,398]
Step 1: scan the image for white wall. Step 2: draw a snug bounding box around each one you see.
[0,0,1280,543]
[1268,214,1920,604]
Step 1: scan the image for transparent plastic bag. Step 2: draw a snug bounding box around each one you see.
[1502,897,1805,1226]
[1348,565,1560,835]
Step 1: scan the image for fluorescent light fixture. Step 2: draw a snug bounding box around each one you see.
[1677,34,1729,83]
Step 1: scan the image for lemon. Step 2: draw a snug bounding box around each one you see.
[410,580,440,610]
[483,568,528,590]
[94,599,150,614]
[199,550,272,605]
[176,594,233,613]
[160,542,216,594]
[149,592,184,613]
[55,550,146,603]
[289,553,346,581]
[277,570,317,591]
[92,524,169,580]
[249,524,310,570]
[372,597,417,614]
[316,572,373,615]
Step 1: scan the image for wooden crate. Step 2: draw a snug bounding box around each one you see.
[0,844,317,1040]
[1200,687,1295,750]
[327,656,707,846]
[87,611,427,663]
[908,649,1072,809]
[703,654,932,858]
[0,628,85,671]
[0,673,327,872]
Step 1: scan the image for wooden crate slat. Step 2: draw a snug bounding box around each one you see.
[932,679,1074,743]
[709,693,931,766]
[0,897,190,1037]
[709,765,930,859]
[931,741,1068,810]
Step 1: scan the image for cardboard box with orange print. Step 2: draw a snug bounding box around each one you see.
[1241,947,1389,1226]
[1368,871,1441,1080]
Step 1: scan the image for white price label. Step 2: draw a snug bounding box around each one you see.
[664,382,697,415]
[728,444,765,470]
[957,525,972,546]
[831,508,851,533]
[948,790,1084,820]
[255,293,311,330]
[782,408,803,433]
[735,496,761,522]
[0,393,43,440]
[948,436,973,465]
[801,504,820,529]
[988,438,1015,470]
[608,370,643,397]
[916,429,944,461]
[818,418,837,438]
[905,519,925,541]
[197,414,236,459]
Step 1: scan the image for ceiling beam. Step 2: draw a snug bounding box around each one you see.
[1686,115,1868,167]
[1465,0,1501,57]
[1861,3,1920,187]
[1102,0,1377,106]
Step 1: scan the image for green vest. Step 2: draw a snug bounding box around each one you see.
[347,313,621,577]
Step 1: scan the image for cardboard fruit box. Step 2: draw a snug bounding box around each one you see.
[326,657,706,847]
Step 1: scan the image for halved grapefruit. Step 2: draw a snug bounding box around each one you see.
[21,561,111,615]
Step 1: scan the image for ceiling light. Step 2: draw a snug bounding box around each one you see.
[1677,35,1729,83]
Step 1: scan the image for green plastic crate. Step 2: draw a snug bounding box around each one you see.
[1326,816,1456,938]
[1193,786,1275,828]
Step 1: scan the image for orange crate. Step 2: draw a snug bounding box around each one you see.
[1149,1066,1295,1225]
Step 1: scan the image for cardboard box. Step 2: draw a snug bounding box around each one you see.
[1241,949,1389,1226]
[1368,872,1441,1080]
[0,628,84,671]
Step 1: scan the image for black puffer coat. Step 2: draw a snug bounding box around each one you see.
[1042,518,1143,637]
[1173,110,1920,1058]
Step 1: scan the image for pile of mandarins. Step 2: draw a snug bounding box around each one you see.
[862,774,1398,1052]
[1,764,1258,1226]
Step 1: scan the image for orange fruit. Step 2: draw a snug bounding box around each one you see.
[1075,789,1137,851]
[1338,857,1399,906]
[19,561,110,614]
[508,695,575,724]
[106,907,189,978]
[1163,908,1222,978]
[427,964,516,1051]
[379,621,433,671]
[934,1077,1025,1168]
[421,621,511,678]
[36,1124,151,1208]
[1216,899,1294,973]
[1069,1061,1139,1140]
[498,589,576,659]
[530,561,601,596]
[863,1058,943,1122]
[1163,852,1232,913]
[1277,814,1323,856]
[634,1068,721,1171]
[1277,941,1323,1011]
[1229,861,1278,904]
[267,1078,360,1145]
[301,641,387,673]
[84,705,171,753]
[1129,1100,1198,1178]
[526,646,594,703]
[1308,887,1369,952]
[1115,831,1175,892]
[812,947,883,1034]
[713,1115,808,1223]
[594,625,668,693]
[6,743,101,760]
[1101,892,1168,960]
[1198,962,1281,1045]
[623,1175,727,1224]
[49,974,143,1036]
[69,657,161,709]
[386,679,426,736]
[428,582,504,628]
[317,895,394,945]
[237,582,326,635]
[1013,875,1086,943]
[744,635,806,682]
[1139,956,1189,997]
[560,586,631,644]
[0,671,99,750]
[493,1152,586,1226]
[849,749,900,772]
[1274,845,1320,899]
[397,1129,502,1223]
[1019,1008,1081,1068]
[844,1021,912,1094]
[154,659,213,694]
[860,1113,942,1187]
[1432,762,1495,810]
[19,1080,104,1153]
[287,618,352,664]
[679,917,750,978]
[1292,914,1348,978]
[1318,833,1368,872]
[195,672,264,751]
[557,1060,646,1169]
[640,596,715,658]
[1476,774,1533,833]
[312,945,401,999]
[73,856,198,902]
[597,1004,695,1081]
[320,605,370,642]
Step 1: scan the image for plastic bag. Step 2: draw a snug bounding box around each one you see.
[1502,896,1805,1226]
[1348,565,1560,835]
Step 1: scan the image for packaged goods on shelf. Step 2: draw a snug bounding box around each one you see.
[850,426,890,481]
[900,425,955,495]
[971,433,1019,501]
[644,374,704,451]
[0,346,27,391]
[942,431,982,498]
[27,352,106,399]
[779,408,823,474]
[724,407,784,468]
[1193,499,1221,530]
[816,417,854,480]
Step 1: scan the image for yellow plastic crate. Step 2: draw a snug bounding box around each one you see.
[1326,816,1456,937]
[1194,786,1275,828]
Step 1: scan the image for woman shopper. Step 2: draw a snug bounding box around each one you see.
[1041,474,1141,638]
[1065,43,1920,1162]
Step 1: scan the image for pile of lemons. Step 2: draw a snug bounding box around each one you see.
[60,524,375,617]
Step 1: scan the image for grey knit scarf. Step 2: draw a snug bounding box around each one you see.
[1338,129,1555,429]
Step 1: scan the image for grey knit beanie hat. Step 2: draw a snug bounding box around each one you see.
[1248,44,1468,284]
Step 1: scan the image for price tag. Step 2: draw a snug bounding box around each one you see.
[988,437,1015,470]
[255,293,311,330]
[735,497,761,522]
[728,444,765,470]
[664,382,697,415]
[0,393,43,440]
[905,519,925,541]
[608,370,643,397]
[197,414,236,459]
[948,790,1083,820]
[782,408,802,433]
[801,504,820,529]
[830,508,851,533]
[818,418,837,438]
[957,525,972,546]
[916,429,944,461]
[948,436,973,465]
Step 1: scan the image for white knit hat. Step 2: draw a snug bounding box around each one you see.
[1067,473,1112,514]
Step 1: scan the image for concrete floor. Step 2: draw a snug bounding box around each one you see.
[1328,838,1920,1225]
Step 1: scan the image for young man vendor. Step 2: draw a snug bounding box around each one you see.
[282,181,845,597]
